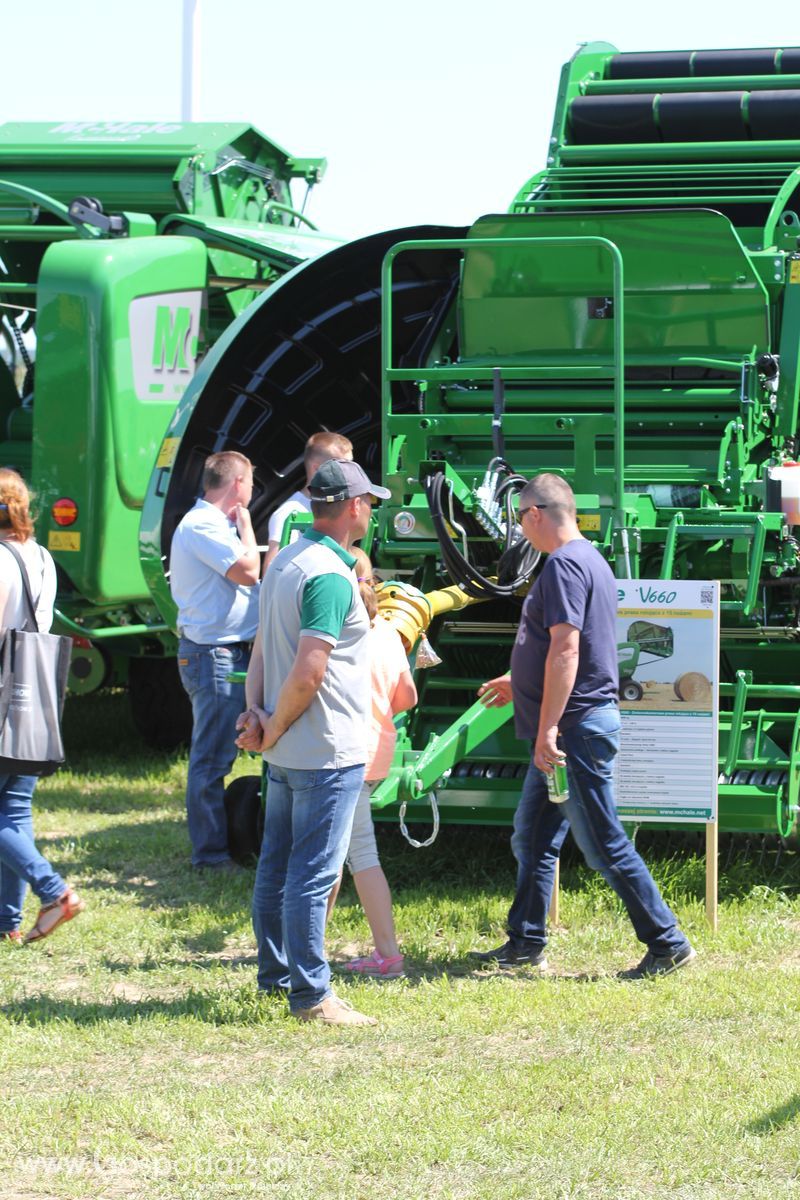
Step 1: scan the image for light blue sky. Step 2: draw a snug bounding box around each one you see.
[3,1,797,237]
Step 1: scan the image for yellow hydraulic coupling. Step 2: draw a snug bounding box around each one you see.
[374,579,482,651]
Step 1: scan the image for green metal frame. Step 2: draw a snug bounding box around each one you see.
[381,234,628,570]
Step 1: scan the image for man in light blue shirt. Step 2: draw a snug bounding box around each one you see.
[170,451,260,868]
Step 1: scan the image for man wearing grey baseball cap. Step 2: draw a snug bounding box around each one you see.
[236,459,389,1025]
[303,459,391,505]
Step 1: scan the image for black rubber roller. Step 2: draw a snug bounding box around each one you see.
[749,90,800,139]
[608,52,692,80]
[693,49,777,76]
[781,49,800,74]
[608,48,778,80]
[659,91,746,142]
[569,94,658,144]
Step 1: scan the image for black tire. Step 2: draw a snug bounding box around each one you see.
[620,678,644,702]
[225,775,264,864]
[128,656,193,750]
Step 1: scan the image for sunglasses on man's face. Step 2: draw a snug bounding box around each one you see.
[518,504,549,520]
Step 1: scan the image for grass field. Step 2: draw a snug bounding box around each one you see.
[1,692,800,1199]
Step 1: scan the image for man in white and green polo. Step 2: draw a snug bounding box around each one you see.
[237,460,390,1026]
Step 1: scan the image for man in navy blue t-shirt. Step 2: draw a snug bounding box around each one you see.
[473,474,695,979]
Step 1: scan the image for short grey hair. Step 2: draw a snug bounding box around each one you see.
[519,473,576,523]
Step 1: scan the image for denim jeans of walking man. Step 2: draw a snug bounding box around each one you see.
[473,473,695,979]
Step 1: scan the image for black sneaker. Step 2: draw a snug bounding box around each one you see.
[470,940,548,969]
[618,944,697,980]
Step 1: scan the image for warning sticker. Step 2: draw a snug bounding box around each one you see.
[48,531,80,552]
[156,438,180,469]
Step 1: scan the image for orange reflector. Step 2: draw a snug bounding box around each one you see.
[52,497,78,527]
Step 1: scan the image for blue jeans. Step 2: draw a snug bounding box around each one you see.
[252,763,365,1011]
[177,639,249,867]
[0,774,65,933]
[508,703,688,959]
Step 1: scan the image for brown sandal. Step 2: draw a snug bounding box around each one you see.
[24,888,85,944]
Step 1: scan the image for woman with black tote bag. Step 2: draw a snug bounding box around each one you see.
[0,470,84,944]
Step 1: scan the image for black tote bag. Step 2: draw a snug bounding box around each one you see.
[0,542,72,776]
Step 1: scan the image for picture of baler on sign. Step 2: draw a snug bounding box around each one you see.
[617,621,674,702]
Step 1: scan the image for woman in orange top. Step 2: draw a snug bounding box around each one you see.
[336,548,417,977]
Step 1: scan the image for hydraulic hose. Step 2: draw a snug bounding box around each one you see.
[424,470,540,600]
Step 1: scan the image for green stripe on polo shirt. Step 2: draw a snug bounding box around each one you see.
[300,572,354,640]
[302,527,357,568]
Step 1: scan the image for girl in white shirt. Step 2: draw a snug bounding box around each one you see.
[0,469,84,944]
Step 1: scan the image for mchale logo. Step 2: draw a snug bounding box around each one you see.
[129,292,203,402]
[50,122,182,142]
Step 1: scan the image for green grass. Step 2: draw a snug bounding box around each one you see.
[2,692,800,1199]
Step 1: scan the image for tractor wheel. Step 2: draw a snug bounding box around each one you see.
[620,678,644,702]
[674,672,711,703]
[128,657,192,750]
[225,775,263,864]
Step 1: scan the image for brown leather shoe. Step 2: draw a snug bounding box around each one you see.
[24,888,85,944]
[294,995,377,1026]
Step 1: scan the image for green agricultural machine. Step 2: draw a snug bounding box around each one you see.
[0,120,336,744]
[143,41,800,837]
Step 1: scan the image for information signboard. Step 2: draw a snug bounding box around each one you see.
[615,579,720,824]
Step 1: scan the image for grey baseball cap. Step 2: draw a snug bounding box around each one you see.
[307,459,391,503]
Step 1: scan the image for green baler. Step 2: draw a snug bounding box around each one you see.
[0,120,336,744]
[142,42,800,835]
[617,622,674,703]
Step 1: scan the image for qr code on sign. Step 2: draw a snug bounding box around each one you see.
[700,587,713,605]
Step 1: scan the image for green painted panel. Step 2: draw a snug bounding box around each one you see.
[460,210,769,359]
[33,236,207,606]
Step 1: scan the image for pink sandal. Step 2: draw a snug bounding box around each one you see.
[344,950,404,978]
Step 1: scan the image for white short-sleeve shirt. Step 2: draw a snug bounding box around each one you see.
[169,499,259,645]
[0,538,57,632]
[267,491,312,546]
